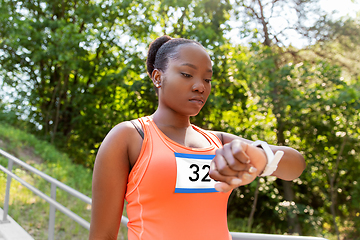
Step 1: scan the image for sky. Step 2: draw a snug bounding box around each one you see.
[227,0,360,48]
[295,0,360,47]
[320,0,360,19]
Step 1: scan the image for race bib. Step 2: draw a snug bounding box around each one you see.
[174,152,218,193]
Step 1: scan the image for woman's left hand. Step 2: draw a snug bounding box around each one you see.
[209,139,267,192]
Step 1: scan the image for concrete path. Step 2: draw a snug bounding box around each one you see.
[0,208,34,240]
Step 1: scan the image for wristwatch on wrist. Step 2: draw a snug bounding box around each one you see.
[251,140,284,177]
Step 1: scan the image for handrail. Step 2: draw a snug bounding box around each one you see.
[0,165,90,229]
[0,148,327,240]
[0,148,129,240]
[230,232,327,240]
[0,149,91,204]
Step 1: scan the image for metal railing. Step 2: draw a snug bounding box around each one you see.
[230,232,327,240]
[0,148,128,240]
[0,148,327,240]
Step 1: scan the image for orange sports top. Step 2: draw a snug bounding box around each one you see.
[125,116,232,240]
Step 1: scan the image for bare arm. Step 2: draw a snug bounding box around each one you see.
[219,132,306,180]
[209,131,306,192]
[89,122,142,240]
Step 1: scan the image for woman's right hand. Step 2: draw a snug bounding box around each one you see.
[209,139,267,192]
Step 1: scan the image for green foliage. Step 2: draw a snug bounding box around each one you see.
[0,0,237,168]
[0,123,91,239]
[224,39,360,238]
[287,62,360,237]
[0,0,158,167]
[1,0,360,238]
[307,16,360,80]
[0,122,92,191]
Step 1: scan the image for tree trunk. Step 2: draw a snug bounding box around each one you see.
[276,114,302,234]
[257,0,271,46]
[248,178,260,231]
[329,190,340,240]
[328,135,347,240]
[282,180,302,234]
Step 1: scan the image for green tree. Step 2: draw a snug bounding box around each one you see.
[2,0,359,237]
[229,0,360,235]
[230,0,324,233]
[288,61,360,239]
[227,41,360,237]
[303,16,360,80]
[145,0,250,131]
[231,0,324,48]
[0,0,156,166]
[0,0,247,167]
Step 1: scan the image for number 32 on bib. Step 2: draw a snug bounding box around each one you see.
[174,152,218,193]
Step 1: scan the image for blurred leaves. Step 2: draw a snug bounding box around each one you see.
[0,0,359,237]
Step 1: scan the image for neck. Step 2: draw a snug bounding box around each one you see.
[151,108,191,129]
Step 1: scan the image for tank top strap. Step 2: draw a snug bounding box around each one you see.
[139,116,222,152]
[137,116,151,135]
[126,116,154,196]
[191,125,223,148]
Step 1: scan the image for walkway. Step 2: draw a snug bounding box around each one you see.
[0,208,34,240]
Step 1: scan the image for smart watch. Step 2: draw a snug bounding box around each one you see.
[251,140,284,176]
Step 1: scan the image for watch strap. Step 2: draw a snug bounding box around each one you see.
[251,140,284,176]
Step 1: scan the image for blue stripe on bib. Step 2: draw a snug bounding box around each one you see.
[174,152,218,193]
[174,152,215,160]
[175,188,218,193]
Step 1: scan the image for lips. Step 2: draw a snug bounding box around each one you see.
[189,97,204,104]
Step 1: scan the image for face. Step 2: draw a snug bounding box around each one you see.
[153,43,213,117]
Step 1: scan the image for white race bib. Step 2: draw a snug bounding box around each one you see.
[174,152,218,193]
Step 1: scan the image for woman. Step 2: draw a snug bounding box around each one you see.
[89,36,306,240]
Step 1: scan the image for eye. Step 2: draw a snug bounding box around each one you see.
[205,79,212,83]
[181,72,192,78]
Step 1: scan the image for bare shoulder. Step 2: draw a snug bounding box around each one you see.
[98,122,134,154]
[90,121,142,238]
[104,121,141,144]
[96,121,143,168]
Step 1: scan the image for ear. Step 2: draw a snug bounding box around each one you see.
[151,69,162,88]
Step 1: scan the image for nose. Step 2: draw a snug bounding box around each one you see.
[192,79,205,93]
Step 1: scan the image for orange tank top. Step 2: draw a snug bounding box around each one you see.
[125,116,232,240]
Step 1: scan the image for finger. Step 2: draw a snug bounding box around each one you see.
[210,154,257,183]
[221,143,248,172]
[231,140,250,164]
[210,165,258,193]
[236,171,256,182]
[214,172,258,193]
[209,162,236,182]
[209,164,246,186]
[214,182,234,193]
[248,166,258,174]
[213,149,239,176]
[242,144,268,175]
[214,176,247,193]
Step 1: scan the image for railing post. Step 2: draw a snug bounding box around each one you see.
[1,158,13,224]
[48,183,56,240]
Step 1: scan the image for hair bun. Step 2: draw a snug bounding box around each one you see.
[146,35,172,77]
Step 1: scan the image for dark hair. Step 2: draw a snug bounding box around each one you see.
[146,35,203,78]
